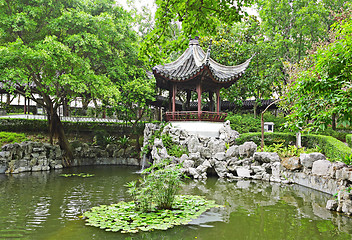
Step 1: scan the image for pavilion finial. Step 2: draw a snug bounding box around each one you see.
[189,36,200,46]
[205,39,213,63]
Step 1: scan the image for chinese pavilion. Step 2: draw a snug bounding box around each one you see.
[153,37,253,123]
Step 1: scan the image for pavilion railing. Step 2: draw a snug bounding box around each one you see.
[165,111,227,122]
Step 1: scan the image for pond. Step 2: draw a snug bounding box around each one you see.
[0,166,351,240]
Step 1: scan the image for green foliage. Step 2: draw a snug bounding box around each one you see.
[302,135,352,162]
[346,134,352,148]
[284,8,352,132]
[257,143,320,158]
[316,128,350,142]
[236,132,296,146]
[118,135,129,149]
[60,173,94,178]
[83,195,222,233]
[126,161,183,212]
[0,118,152,136]
[0,132,29,146]
[161,133,188,158]
[226,113,286,134]
[139,0,251,65]
[238,132,351,163]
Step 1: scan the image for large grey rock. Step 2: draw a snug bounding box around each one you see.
[312,160,332,176]
[196,160,211,174]
[238,142,257,158]
[225,145,239,158]
[326,200,338,211]
[329,162,347,178]
[253,152,281,163]
[236,167,251,178]
[300,153,326,169]
[219,120,239,144]
[200,147,212,159]
[281,157,302,171]
[187,136,201,153]
[207,139,226,154]
[214,152,226,161]
[183,160,195,169]
[214,160,228,178]
[227,157,239,172]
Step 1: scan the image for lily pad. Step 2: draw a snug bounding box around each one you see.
[83,195,223,233]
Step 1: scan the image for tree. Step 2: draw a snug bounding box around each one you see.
[139,0,253,65]
[283,9,352,132]
[0,0,139,165]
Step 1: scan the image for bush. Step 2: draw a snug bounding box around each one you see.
[236,132,296,146]
[316,128,350,142]
[126,161,182,212]
[0,132,29,147]
[346,134,352,148]
[161,133,188,158]
[225,112,287,134]
[237,132,352,163]
[302,134,352,161]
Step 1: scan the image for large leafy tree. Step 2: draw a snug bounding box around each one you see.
[0,0,140,165]
[283,10,352,131]
[139,0,253,65]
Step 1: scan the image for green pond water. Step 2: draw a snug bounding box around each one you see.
[1,165,352,240]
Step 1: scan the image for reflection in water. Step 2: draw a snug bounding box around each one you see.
[0,166,351,240]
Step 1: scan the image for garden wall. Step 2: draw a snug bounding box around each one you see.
[0,141,141,174]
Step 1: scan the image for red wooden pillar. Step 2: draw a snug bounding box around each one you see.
[216,88,220,113]
[196,83,202,119]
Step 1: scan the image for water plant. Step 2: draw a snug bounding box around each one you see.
[60,173,95,178]
[83,195,221,233]
[83,160,222,233]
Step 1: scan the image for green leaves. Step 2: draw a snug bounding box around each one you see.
[83,195,223,234]
[59,173,95,178]
[284,10,352,131]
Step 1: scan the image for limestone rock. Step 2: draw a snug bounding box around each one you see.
[219,120,239,144]
[225,145,239,158]
[300,153,326,169]
[312,160,332,176]
[187,136,200,153]
[326,200,338,211]
[238,142,257,158]
[253,152,281,164]
[281,157,302,171]
[214,152,226,161]
[236,167,251,178]
[214,160,228,178]
[183,160,195,169]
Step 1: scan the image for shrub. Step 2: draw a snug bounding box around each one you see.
[0,132,29,147]
[237,132,352,163]
[302,134,352,161]
[316,128,350,142]
[126,161,182,212]
[161,133,188,158]
[225,112,287,134]
[347,134,352,148]
[236,132,296,146]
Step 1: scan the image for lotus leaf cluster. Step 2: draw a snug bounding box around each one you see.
[83,195,222,233]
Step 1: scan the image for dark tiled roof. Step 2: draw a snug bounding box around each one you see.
[153,38,253,90]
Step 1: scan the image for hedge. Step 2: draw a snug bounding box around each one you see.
[346,134,352,148]
[302,134,351,160]
[236,132,351,160]
[235,132,296,146]
[0,118,157,135]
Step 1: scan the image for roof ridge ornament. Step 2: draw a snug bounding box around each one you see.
[205,39,213,64]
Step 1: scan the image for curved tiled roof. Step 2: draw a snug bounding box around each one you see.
[153,38,253,90]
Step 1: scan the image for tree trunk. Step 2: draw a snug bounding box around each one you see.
[332,113,336,130]
[47,105,74,166]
